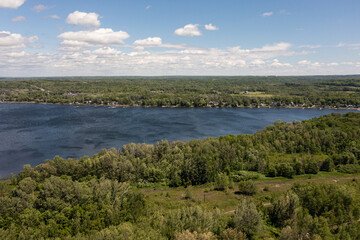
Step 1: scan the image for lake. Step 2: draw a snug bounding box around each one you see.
[0,103,356,177]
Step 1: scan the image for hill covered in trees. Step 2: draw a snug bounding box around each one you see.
[1,76,360,108]
[0,112,360,239]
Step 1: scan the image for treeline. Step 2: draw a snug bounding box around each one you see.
[0,76,359,108]
[0,112,360,239]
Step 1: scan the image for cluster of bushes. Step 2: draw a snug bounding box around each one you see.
[1,177,360,239]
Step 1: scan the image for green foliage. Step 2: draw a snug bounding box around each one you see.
[337,164,360,173]
[276,163,295,178]
[292,182,360,226]
[237,180,257,196]
[233,199,262,239]
[269,191,299,227]
[184,188,194,200]
[152,206,224,239]
[214,173,230,191]
[1,76,360,108]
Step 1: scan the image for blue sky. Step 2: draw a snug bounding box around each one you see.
[0,0,359,76]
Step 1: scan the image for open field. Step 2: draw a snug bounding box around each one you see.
[139,172,360,213]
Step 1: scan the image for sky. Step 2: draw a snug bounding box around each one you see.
[0,0,359,77]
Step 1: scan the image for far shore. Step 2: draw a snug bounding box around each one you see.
[1,101,359,111]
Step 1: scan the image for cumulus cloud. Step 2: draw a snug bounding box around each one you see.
[133,37,162,47]
[205,24,219,31]
[66,11,101,27]
[132,37,192,50]
[1,40,356,77]
[0,0,26,9]
[298,60,311,65]
[270,59,292,67]
[12,16,26,22]
[86,47,122,56]
[45,15,60,19]
[32,4,49,13]
[174,24,202,37]
[0,31,38,48]
[262,12,273,17]
[58,28,130,47]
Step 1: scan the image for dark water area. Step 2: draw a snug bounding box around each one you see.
[0,103,356,177]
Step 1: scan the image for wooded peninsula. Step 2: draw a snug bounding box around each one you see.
[1,76,360,109]
[1,112,360,239]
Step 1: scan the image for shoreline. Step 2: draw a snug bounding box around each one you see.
[1,101,359,111]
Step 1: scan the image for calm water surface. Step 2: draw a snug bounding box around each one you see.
[0,103,356,177]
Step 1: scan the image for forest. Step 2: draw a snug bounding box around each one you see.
[0,76,360,108]
[0,112,360,239]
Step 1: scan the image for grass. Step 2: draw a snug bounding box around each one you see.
[137,172,360,214]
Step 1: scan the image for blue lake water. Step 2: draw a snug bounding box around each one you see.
[0,103,356,177]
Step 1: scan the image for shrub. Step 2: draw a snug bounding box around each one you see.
[233,199,262,239]
[276,163,294,178]
[337,164,360,174]
[304,161,319,174]
[269,191,299,227]
[184,188,193,200]
[237,180,257,196]
[220,228,246,240]
[214,173,230,191]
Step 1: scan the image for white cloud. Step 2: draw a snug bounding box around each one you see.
[58,28,130,47]
[250,59,265,66]
[0,0,26,9]
[132,37,192,50]
[205,24,219,31]
[0,31,38,48]
[262,12,273,17]
[12,16,26,22]
[298,44,321,49]
[146,5,151,9]
[298,60,311,65]
[66,11,101,27]
[1,40,357,76]
[5,51,29,57]
[255,42,291,51]
[45,15,60,19]
[174,24,202,37]
[133,37,162,47]
[32,4,49,13]
[270,59,292,67]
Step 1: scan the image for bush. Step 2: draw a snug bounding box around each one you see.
[337,164,360,174]
[320,158,335,172]
[276,163,294,178]
[269,191,299,227]
[233,199,262,239]
[231,171,261,182]
[237,180,257,196]
[265,166,277,177]
[214,173,230,191]
[184,188,193,200]
[304,161,319,174]
[220,228,247,240]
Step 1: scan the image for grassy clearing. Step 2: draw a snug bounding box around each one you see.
[138,172,360,214]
